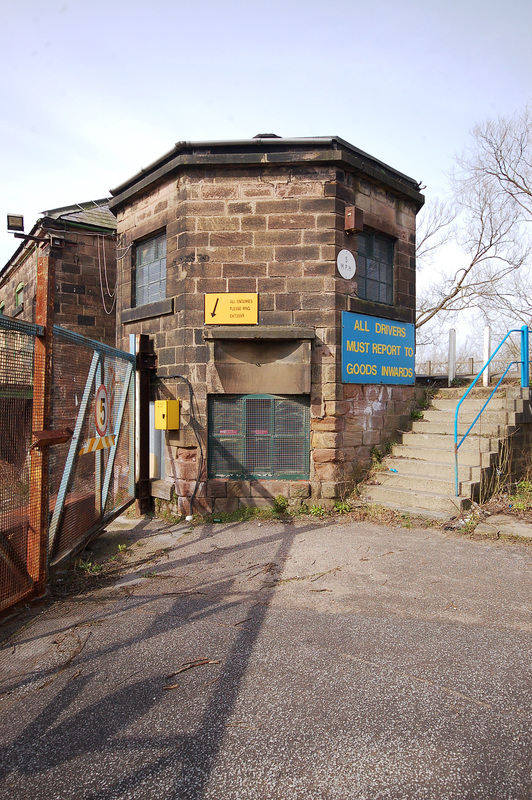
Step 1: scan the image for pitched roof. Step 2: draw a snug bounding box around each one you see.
[1,199,116,278]
[41,199,116,231]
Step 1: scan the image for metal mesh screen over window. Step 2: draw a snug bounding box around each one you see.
[357,231,394,305]
[135,232,166,306]
[208,395,310,479]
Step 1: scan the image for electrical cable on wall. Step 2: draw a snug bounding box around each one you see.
[116,243,133,260]
[156,373,204,520]
[97,234,117,315]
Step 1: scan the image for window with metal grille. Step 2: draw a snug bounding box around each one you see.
[356,231,394,305]
[135,232,166,306]
[208,394,310,480]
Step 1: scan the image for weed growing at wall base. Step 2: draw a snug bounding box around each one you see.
[508,479,532,511]
[75,559,103,574]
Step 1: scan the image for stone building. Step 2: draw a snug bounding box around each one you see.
[109,136,425,515]
[0,199,117,345]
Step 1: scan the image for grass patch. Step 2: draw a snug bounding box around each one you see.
[202,498,444,529]
[508,479,532,512]
[208,506,280,524]
[75,558,103,574]
[309,504,325,517]
[273,495,289,514]
[333,499,352,514]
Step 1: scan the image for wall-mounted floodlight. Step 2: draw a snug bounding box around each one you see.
[7,214,24,233]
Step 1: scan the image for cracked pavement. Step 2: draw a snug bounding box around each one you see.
[0,515,530,799]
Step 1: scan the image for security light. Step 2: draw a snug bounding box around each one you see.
[7,214,24,233]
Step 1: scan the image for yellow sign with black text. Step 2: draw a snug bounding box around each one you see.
[204,293,258,325]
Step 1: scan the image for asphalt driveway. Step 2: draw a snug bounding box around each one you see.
[0,515,530,800]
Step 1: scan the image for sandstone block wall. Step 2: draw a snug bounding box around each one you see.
[0,229,116,346]
[114,156,422,515]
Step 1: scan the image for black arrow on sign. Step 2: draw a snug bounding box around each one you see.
[211,297,219,318]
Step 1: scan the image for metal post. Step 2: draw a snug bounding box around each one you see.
[136,334,154,514]
[94,358,103,517]
[129,334,136,502]
[521,325,529,388]
[448,329,456,387]
[48,350,100,551]
[483,326,491,387]
[28,246,55,593]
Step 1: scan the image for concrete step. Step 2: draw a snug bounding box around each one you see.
[434,387,526,400]
[362,484,472,514]
[384,457,480,482]
[411,419,504,437]
[400,432,498,452]
[431,397,507,412]
[421,408,509,426]
[392,444,496,467]
[370,470,477,498]
[359,386,513,516]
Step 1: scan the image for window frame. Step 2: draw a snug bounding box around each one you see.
[356,230,395,306]
[15,282,24,308]
[208,393,310,480]
[133,230,167,308]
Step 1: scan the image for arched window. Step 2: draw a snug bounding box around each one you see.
[15,282,24,308]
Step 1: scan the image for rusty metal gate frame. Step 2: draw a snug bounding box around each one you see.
[0,314,136,613]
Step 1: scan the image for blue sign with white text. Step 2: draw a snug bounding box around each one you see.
[342,311,415,384]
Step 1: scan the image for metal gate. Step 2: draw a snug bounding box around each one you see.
[0,316,135,612]
[48,326,135,565]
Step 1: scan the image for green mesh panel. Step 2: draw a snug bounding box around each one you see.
[208,394,310,479]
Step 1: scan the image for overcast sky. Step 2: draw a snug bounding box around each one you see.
[0,0,530,268]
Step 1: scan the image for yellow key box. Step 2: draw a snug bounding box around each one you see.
[154,399,180,430]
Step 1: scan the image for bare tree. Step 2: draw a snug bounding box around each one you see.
[417,183,529,329]
[457,105,532,222]
[415,197,457,266]
[416,106,532,333]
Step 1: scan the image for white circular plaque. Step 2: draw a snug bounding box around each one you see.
[337,249,357,280]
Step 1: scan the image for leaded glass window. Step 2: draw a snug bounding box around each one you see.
[135,232,166,306]
[356,231,394,305]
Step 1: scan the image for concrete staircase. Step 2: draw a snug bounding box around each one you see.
[361,387,530,517]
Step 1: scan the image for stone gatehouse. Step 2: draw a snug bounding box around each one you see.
[109,136,425,515]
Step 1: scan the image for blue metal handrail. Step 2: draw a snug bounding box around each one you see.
[454,326,530,496]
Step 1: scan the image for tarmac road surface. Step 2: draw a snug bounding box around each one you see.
[0,515,530,800]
